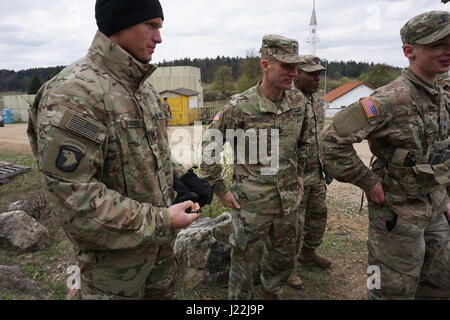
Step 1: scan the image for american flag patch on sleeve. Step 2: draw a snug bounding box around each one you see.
[213,112,222,121]
[360,97,379,119]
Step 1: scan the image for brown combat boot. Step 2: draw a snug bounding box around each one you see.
[260,288,280,300]
[298,248,332,268]
[286,273,303,290]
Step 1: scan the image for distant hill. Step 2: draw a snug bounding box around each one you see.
[0,66,65,93]
[0,58,387,93]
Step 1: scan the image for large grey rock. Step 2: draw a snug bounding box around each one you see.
[7,196,49,220]
[0,210,51,252]
[174,213,232,290]
[0,265,45,300]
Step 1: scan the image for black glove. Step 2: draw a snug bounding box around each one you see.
[178,169,214,207]
[173,179,200,204]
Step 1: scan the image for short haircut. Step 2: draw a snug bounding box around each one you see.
[260,55,275,64]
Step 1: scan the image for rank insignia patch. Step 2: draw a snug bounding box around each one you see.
[360,97,379,119]
[56,145,85,172]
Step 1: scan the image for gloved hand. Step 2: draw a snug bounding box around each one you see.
[178,169,214,207]
[173,179,200,204]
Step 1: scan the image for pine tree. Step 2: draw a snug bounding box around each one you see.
[27,74,42,94]
[211,66,235,100]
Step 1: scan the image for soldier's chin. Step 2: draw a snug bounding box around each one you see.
[281,81,293,89]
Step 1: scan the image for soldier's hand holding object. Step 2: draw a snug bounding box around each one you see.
[365,181,386,207]
[168,201,200,229]
[219,192,241,210]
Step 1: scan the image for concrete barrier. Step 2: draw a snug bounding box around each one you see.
[0,95,35,122]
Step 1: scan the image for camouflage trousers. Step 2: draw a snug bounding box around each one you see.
[76,241,176,300]
[366,202,450,300]
[296,180,328,253]
[228,209,298,299]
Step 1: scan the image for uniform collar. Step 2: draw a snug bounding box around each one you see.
[256,82,292,114]
[403,68,440,97]
[87,31,157,90]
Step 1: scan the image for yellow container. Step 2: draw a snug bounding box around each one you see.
[163,96,199,126]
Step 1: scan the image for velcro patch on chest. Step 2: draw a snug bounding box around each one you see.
[121,119,144,128]
[360,97,379,119]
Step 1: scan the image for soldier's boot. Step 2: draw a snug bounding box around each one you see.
[260,288,280,300]
[298,248,332,269]
[286,273,303,290]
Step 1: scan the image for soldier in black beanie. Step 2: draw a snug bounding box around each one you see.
[95,0,164,63]
[28,0,203,301]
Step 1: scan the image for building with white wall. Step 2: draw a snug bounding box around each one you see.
[323,82,374,118]
[148,66,204,108]
[0,94,35,122]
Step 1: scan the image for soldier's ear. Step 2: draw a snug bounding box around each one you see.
[403,44,415,60]
[261,59,270,72]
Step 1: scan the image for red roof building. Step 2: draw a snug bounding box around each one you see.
[323,81,375,118]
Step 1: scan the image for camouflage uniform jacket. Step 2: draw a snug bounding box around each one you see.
[27,31,185,251]
[321,68,450,220]
[200,84,309,215]
[302,92,326,186]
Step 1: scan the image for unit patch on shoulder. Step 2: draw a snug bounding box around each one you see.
[56,145,85,172]
[360,97,379,119]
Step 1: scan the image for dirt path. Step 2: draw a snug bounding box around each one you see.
[0,124,32,154]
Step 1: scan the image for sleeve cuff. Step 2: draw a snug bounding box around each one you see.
[213,181,228,197]
[160,207,172,234]
[354,172,382,192]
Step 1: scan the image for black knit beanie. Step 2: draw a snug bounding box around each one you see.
[95,0,164,37]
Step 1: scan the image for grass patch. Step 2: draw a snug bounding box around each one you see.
[0,170,42,213]
[0,151,35,167]
[0,151,41,213]
[0,149,75,300]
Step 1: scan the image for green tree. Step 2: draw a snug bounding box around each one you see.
[236,49,262,92]
[359,64,402,88]
[211,66,235,100]
[27,74,42,94]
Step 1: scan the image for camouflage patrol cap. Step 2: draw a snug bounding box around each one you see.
[401,11,450,45]
[260,34,302,63]
[297,55,326,72]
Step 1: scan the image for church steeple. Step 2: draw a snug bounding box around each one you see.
[310,0,318,26]
[307,0,319,55]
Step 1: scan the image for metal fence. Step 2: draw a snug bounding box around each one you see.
[198,105,223,124]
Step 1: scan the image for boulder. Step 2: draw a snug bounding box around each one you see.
[7,196,49,220]
[0,265,45,300]
[174,213,232,290]
[0,211,51,252]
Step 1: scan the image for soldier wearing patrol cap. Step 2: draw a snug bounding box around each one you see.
[27,0,201,300]
[320,11,450,299]
[200,34,309,299]
[288,55,332,289]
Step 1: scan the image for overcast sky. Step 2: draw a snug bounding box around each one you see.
[0,0,448,71]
